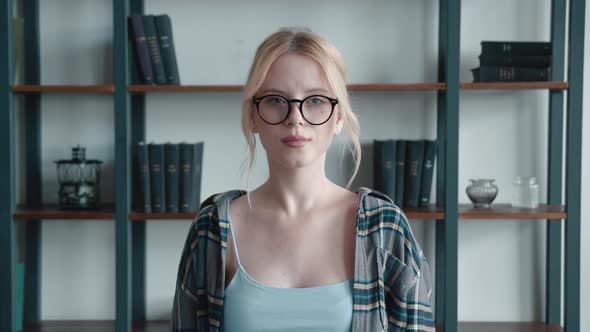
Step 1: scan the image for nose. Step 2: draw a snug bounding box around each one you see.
[285,101,305,126]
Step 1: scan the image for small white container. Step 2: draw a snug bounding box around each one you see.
[512,176,539,209]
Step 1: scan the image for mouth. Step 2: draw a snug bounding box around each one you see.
[281,136,310,148]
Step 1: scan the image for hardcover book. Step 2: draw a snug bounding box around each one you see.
[142,15,167,84]
[154,14,180,84]
[148,143,165,212]
[373,139,396,202]
[164,143,180,213]
[128,15,154,84]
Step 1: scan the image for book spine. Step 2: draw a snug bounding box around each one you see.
[137,142,151,213]
[154,14,180,84]
[479,54,551,67]
[128,15,154,84]
[476,66,550,82]
[372,140,396,202]
[481,41,552,56]
[419,140,437,207]
[165,143,179,213]
[142,15,167,84]
[148,143,165,212]
[395,140,406,207]
[403,140,425,208]
[179,143,194,213]
[192,142,204,211]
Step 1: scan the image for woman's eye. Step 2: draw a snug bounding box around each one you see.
[309,97,324,104]
[267,97,285,104]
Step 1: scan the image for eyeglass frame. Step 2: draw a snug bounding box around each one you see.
[251,94,339,126]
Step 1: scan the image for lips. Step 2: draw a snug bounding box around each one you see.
[281,135,310,143]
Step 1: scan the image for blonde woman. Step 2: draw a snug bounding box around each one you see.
[171,28,434,332]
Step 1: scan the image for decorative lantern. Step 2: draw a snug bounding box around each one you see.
[54,146,102,210]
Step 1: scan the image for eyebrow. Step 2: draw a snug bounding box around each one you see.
[258,88,331,96]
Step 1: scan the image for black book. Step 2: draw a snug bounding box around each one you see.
[154,14,180,84]
[179,142,204,213]
[472,66,550,82]
[372,139,396,202]
[142,15,167,84]
[136,142,151,213]
[395,140,406,207]
[419,140,437,207]
[128,15,154,84]
[148,143,165,212]
[403,140,425,208]
[164,143,179,213]
[481,41,551,56]
[479,54,551,67]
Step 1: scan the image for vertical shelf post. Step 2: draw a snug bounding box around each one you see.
[437,0,460,331]
[129,0,147,323]
[435,0,448,324]
[565,0,585,331]
[23,0,43,324]
[0,1,16,332]
[546,0,566,325]
[113,1,132,331]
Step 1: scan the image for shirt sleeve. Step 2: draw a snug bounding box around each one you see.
[170,217,205,332]
[399,254,435,332]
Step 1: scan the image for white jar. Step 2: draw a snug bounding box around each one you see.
[512,176,540,209]
[522,177,539,209]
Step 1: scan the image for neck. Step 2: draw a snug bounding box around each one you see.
[254,160,334,217]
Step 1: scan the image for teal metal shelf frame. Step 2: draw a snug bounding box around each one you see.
[0,0,585,332]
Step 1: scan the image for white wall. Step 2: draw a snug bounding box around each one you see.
[12,0,589,328]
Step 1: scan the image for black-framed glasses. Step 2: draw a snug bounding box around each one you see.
[252,94,339,125]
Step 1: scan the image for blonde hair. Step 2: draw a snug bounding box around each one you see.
[240,27,361,204]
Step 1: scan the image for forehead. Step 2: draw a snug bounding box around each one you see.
[260,52,332,95]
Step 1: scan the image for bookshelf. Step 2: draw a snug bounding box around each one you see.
[0,1,585,332]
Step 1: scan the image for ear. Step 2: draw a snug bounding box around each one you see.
[334,109,343,135]
[249,112,258,133]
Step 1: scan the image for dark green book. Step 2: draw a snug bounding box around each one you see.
[192,142,204,211]
[481,41,551,56]
[419,140,437,207]
[164,143,179,213]
[128,15,154,84]
[479,54,551,67]
[372,139,396,202]
[148,143,165,212]
[154,14,180,84]
[395,140,406,207]
[137,142,151,213]
[403,140,425,208]
[142,15,167,84]
[471,66,550,82]
[179,142,204,213]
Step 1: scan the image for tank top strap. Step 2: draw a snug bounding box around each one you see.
[226,201,242,267]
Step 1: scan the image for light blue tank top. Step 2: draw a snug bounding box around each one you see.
[223,206,354,332]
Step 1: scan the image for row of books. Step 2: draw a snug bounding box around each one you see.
[128,14,180,85]
[135,142,203,213]
[471,41,551,82]
[373,139,437,208]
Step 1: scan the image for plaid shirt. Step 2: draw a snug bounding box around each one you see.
[171,187,434,331]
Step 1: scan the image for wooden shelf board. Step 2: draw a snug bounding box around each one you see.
[128,84,242,92]
[14,204,115,220]
[22,320,169,332]
[348,83,446,91]
[128,83,446,93]
[459,203,566,220]
[403,205,445,220]
[460,81,568,90]
[129,211,199,220]
[437,321,562,332]
[12,85,115,93]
